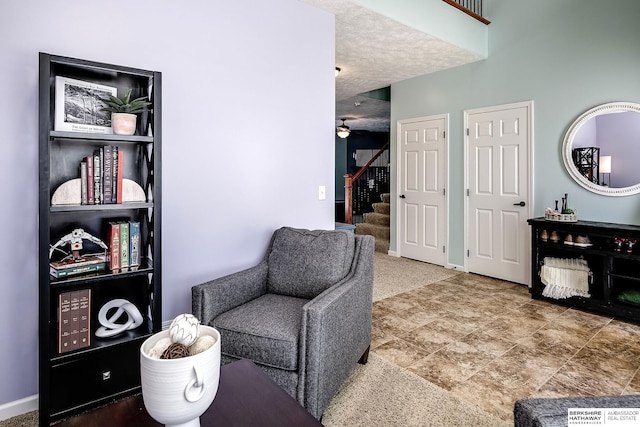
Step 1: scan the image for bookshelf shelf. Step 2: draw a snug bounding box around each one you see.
[39,53,162,426]
[50,130,154,143]
[50,202,153,213]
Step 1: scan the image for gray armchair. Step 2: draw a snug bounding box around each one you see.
[192,227,374,419]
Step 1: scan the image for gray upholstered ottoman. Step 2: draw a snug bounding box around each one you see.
[514,395,640,427]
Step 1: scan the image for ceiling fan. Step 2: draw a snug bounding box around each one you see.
[336,118,371,139]
[336,118,351,139]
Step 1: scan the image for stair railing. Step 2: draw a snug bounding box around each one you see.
[442,0,490,24]
[344,142,390,224]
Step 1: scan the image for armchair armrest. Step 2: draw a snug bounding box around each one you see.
[192,260,269,326]
[299,235,374,419]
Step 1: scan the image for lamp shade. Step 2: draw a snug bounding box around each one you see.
[336,126,350,138]
[600,156,612,174]
[336,118,350,138]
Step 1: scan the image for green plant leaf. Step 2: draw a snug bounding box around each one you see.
[99,89,151,113]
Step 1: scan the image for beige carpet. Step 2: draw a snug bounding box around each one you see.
[323,352,509,427]
[373,252,460,301]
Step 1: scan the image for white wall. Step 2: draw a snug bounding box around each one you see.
[390,0,640,264]
[0,0,335,407]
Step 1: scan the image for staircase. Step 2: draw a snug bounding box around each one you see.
[355,193,390,253]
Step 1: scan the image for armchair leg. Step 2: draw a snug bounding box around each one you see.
[358,345,370,365]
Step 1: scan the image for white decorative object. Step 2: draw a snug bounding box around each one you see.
[140,325,221,427]
[189,335,216,356]
[169,314,200,347]
[95,299,144,338]
[51,178,147,205]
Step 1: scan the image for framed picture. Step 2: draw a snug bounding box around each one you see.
[55,76,117,134]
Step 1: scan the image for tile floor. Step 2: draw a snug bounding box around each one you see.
[371,273,640,422]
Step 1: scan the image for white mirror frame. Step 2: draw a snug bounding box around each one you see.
[562,101,640,197]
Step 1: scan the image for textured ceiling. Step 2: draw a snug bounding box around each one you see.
[301,0,484,132]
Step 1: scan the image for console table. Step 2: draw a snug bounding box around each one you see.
[54,359,323,426]
[528,218,640,323]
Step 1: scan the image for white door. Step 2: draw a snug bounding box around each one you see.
[465,101,533,285]
[397,115,448,266]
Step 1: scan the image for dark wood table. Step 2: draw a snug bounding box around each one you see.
[54,359,323,426]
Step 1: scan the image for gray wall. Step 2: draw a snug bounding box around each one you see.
[390,0,640,265]
[0,0,335,406]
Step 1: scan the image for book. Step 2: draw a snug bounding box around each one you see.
[120,221,130,271]
[78,289,91,349]
[80,161,87,205]
[103,146,113,204]
[58,292,72,353]
[69,292,80,351]
[93,152,101,204]
[107,222,121,272]
[129,221,140,268]
[86,155,94,205]
[116,150,124,204]
[49,261,107,279]
[112,147,118,203]
[99,147,104,203]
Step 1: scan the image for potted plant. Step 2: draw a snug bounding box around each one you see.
[100,89,152,135]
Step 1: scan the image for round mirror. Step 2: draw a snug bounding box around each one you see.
[562,101,640,196]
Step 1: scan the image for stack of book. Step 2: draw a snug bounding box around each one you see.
[50,255,106,279]
[59,289,91,353]
[79,145,124,205]
[107,221,141,272]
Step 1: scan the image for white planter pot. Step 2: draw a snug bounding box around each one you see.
[140,326,221,427]
[111,112,137,135]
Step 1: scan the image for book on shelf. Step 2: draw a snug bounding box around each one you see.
[129,221,140,269]
[50,255,106,279]
[80,161,87,205]
[116,150,123,203]
[93,152,101,205]
[103,146,113,204]
[78,290,91,348]
[120,221,130,272]
[86,155,94,205]
[69,292,80,351]
[58,289,91,354]
[111,147,117,203]
[107,222,121,272]
[106,220,141,272]
[78,146,125,205]
[58,292,72,353]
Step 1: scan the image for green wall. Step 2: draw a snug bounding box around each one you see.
[390,0,640,265]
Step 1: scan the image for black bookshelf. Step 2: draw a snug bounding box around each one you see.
[38,53,162,425]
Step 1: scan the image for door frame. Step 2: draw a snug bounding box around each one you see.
[463,100,534,284]
[395,114,449,264]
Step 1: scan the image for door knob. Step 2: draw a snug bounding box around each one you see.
[399,194,406,199]
[513,201,526,206]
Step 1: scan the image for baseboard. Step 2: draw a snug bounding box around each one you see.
[386,250,398,257]
[0,394,38,421]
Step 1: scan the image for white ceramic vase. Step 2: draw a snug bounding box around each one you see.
[140,326,221,427]
[111,112,137,135]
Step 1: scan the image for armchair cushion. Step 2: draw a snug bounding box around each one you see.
[213,293,310,370]
[267,227,355,299]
